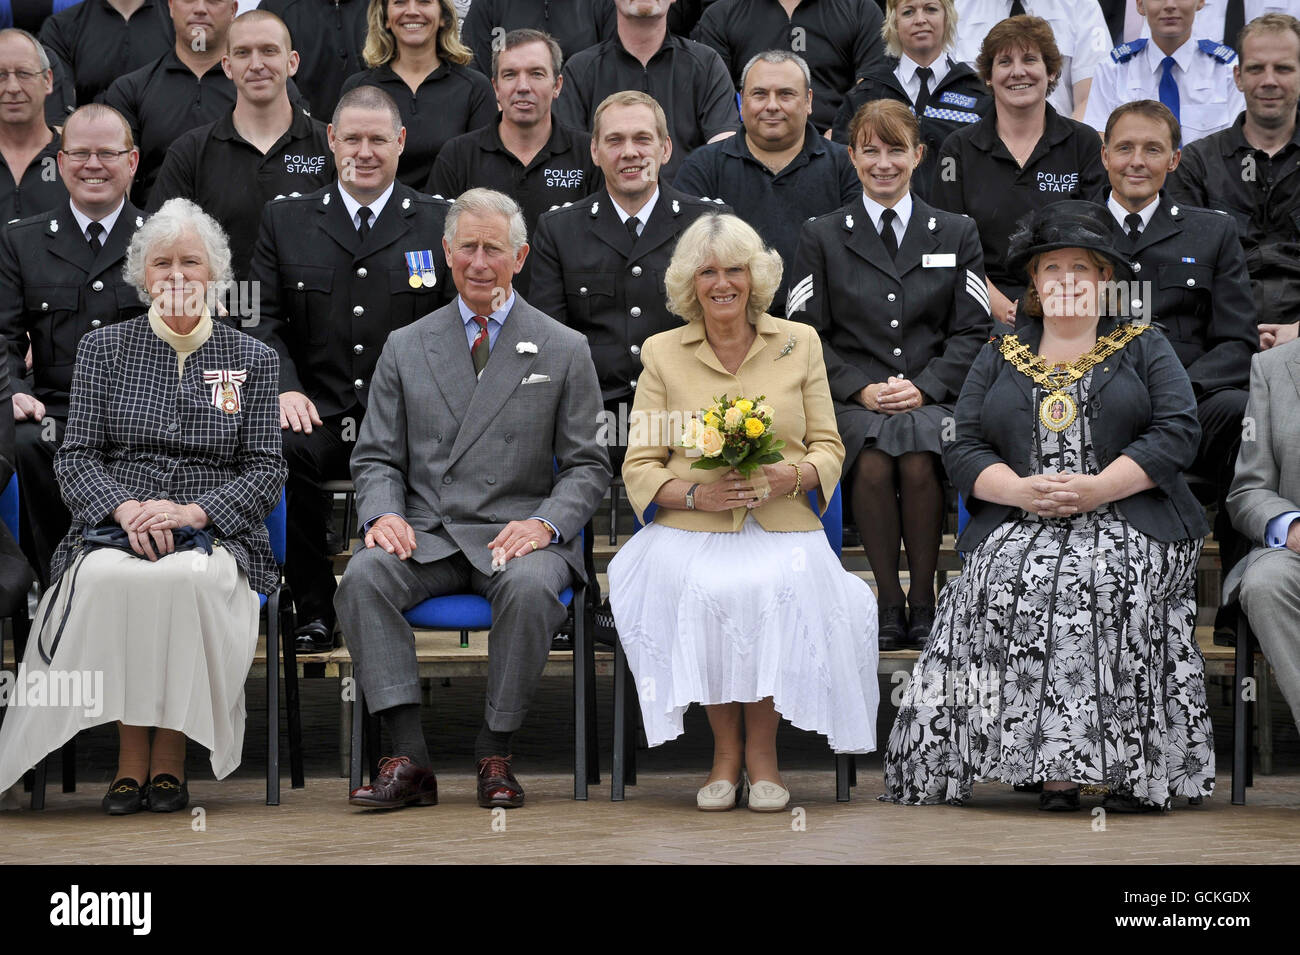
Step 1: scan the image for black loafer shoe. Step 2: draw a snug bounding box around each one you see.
[1102,792,1161,813]
[1039,787,1081,811]
[1013,781,1044,793]
[878,606,906,651]
[102,777,146,815]
[294,619,337,654]
[147,774,189,813]
[905,604,935,649]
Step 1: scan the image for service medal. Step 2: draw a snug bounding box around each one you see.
[421,271,436,288]
[219,382,240,414]
[203,369,247,415]
[1039,390,1077,432]
[408,273,423,288]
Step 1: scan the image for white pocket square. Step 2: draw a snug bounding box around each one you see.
[521,373,551,385]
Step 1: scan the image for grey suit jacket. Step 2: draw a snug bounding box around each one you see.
[1224,339,1300,601]
[349,295,611,580]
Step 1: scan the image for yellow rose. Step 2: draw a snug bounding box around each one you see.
[724,406,744,429]
[744,417,765,438]
[734,399,754,414]
[697,426,724,457]
[703,411,721,428]
[680,417,702,449]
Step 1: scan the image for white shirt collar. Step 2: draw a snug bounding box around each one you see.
[861,190,913,234]
[609,188,659,233]
[337,181,395,229]
[1145,36,1195,75]
[898,52,949,90]
[457,291,516,324]
[69,198,125,242]
[1107,192,1160,232]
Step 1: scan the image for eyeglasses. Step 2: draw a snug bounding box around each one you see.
[0,69,45,84]
[61,149,133,164]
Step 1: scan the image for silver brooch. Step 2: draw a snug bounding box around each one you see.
[590,201,599,217]
[845,214,854,229]
[928,217,936,231]
[136,216,144,228]
[775,333,797,360]
[672,199,680,214]
[322,192,331,205]
[402,197,411,210]
[49,219,58,233]
[1170,205,1179,216]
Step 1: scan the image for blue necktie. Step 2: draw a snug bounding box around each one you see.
[1158,56,1180,122]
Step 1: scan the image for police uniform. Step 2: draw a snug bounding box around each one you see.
[1083,38,1244,145]
[247,180,452,629]
[1167,114,1300,328]
[1108,190,1256,571]
[0,200,146,583]
[831,56,992,201]
[260,0,368,120]
[1138,0,1300,49]
[787,194,992,474]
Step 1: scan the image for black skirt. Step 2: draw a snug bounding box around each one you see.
[835,400,954,479]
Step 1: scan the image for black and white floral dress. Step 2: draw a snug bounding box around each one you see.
[881,371,1215,808]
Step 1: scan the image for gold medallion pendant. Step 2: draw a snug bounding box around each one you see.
[1039,390,1077,432]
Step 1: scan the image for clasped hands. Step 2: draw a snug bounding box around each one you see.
[688,464,800,511]
[1021,472,1106,518]
[112,499,209,561]
[365,513,553,568]
[860,376,924,414]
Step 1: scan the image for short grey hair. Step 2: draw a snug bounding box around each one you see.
[444,188,527,255]
[0,28,51,72]
[124,198,234,305]
[740,50,811,92]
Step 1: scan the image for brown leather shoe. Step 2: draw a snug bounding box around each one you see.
[349,756,438,809]
[477,755,525,808]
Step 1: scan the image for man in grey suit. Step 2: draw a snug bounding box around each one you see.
[1225,339,1300,733]
[336,188,611,810]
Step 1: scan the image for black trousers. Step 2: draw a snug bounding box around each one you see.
[14,416,68,588]
[1194,387,1250,576]
[282,411,357,628]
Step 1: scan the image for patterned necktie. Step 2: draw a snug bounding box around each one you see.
[1125,212,1143,244]
[357,205,372,240]
[879,207,899,259]
[470,315,490,375]
[915,66,934,116]
[1159,56,1181,123]
[1009,0,1027,17]
[86,220,104,253]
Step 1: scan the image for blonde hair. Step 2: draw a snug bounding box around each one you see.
[883,0,958,58]
[665,214,783,324]
[362,0,472,68]
[592,90,669,142]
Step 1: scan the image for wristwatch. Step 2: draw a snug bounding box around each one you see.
[685,483,700,510]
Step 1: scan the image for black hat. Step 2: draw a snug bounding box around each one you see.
[1005,200,1133,283]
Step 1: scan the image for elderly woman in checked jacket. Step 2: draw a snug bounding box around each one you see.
[0,198,286,815]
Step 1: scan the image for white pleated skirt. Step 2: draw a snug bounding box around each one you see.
[0,546,260,793]
[609,517,880,754]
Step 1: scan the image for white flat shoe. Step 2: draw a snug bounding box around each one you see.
[747,780,790,812]
[697,775,747,811]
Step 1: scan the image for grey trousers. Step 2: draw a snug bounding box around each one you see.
[335,545,572,732]
[1238,546,1300,731]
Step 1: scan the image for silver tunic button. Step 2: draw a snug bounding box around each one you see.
[353,344,364,354]
[630,378,638,389]
[630,306,642,318]
[90,319,102,328]
[296,281,305,290]
[890,319,899,328]
[353,305,364,317]
[892,347,902,357]
[356,267,367,278]
[1186,277,1195,287]
[630,344,640,356]
[91,280,104,292]
[579,286,588,296]
[40,302,48,311]
[353,378,364,389]
[887,293,896,302]
[631,265,642,276]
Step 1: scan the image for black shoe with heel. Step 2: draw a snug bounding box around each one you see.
[904,604,935,649]
[1038,787,1081,811]
[878,606,906,650]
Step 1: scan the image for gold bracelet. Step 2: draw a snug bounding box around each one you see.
[787,462,803,499]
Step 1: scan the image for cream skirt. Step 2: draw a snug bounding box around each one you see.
[0,546,259,793]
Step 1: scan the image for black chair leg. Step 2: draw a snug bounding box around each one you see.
[282,599,304,790]
[364,705,381,783]
[61,740,75,793]
[266,590,281,806]
[608,483,619,546]
[1232,612,1251,805]
[835,754,851,802]
[612,638,627,801]
[849,754,857,787]
[348,674,364,793]
[31,754,46,810]
[460,629,469,649]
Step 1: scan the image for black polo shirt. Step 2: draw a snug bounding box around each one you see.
[0,130,66,224]
[1168,112,1300,326]
[693,0,884,133]
[147,108,334,281]
[462,0,616,77]
[553,30,740,183]
[673,122,859,313]
[930,104,1109,297]
[38,0,173,107]
[260,0,368,120]
[338,62,497,190]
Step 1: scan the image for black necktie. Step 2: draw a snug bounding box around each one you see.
[915,66,934,116]
[1125,212,1143,243]
[625,216,640,237]
[1009,0,1027,16]
[357,206,372,240]
[86,220,104,253]
[879,208,899,259]
[1224,0,1245,49]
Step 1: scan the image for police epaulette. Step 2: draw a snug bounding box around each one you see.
[1110,37,1148,64]
[1198,39,1237,64]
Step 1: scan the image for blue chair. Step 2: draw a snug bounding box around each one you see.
[346,531,599,800]
[19,487,295,808]
[611,484,859,801]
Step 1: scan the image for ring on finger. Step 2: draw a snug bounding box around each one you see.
[529,540,537,551]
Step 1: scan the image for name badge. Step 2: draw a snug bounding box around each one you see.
[922,253,956,268]
[939,91,978,109]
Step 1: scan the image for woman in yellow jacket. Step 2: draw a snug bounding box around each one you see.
[610,213,879,813]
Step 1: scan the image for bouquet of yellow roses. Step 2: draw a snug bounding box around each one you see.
[680,395,786,477]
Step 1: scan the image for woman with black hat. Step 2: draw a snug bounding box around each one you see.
[881,199,1216,812]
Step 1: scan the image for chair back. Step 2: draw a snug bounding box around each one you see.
[0,474,17,539]
[265,489,287,565]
